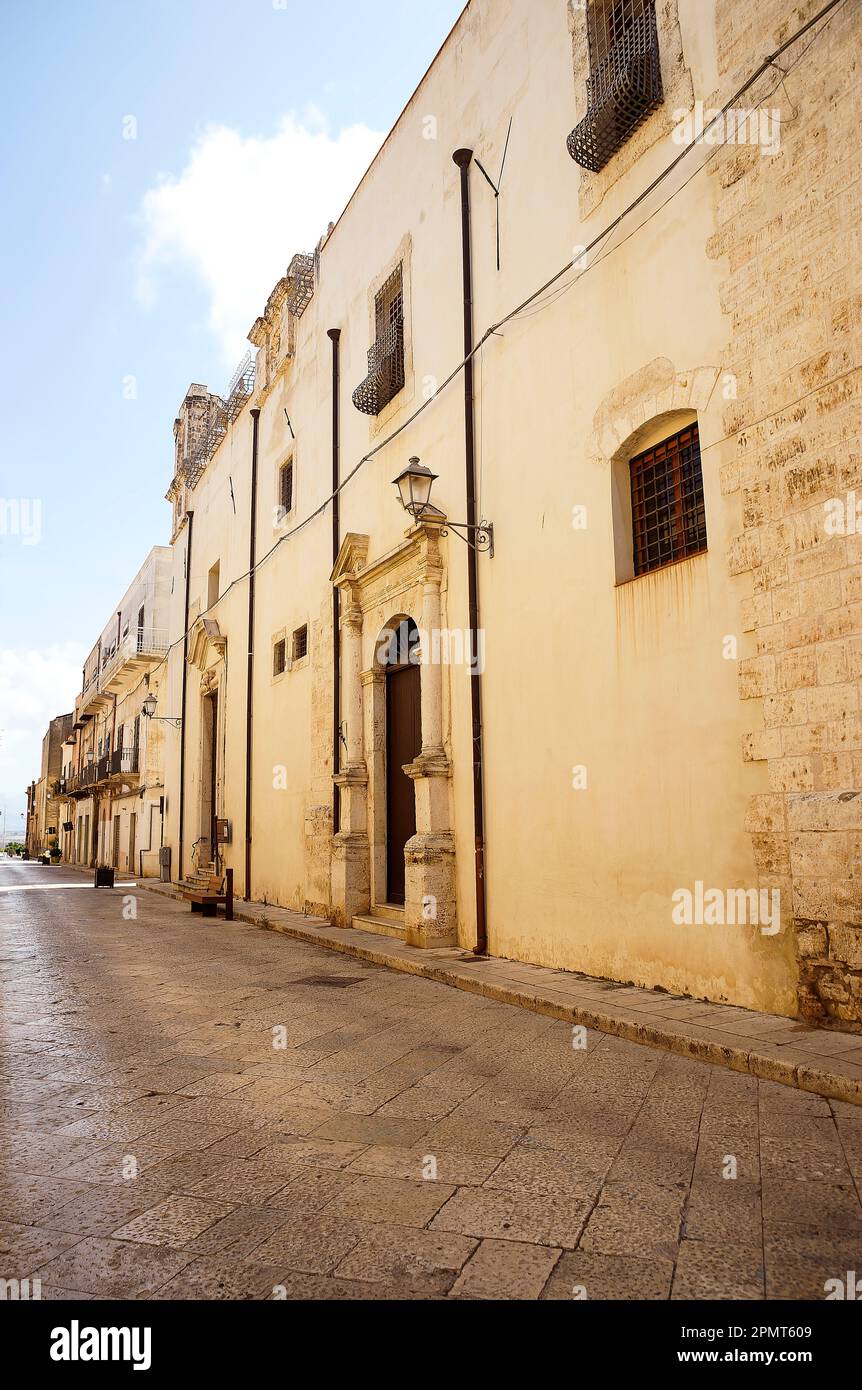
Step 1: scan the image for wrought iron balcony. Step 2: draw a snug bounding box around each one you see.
[100,628,169,692]
[79,666,112,717]
[69,763,98,795]
[567,4,662,174]
[184,352,256,488]
[286,253,315,318]
[352,318,405,416]
[109,746,140,778]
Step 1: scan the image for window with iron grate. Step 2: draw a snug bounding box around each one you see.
[375,265,403,343]
[567,0,663,173]
[279,458,294,519]
[630,423,707,576]
[292,625,308,662]
[352,264,405,415]
[273,638,286,677]
[589,0,642,63]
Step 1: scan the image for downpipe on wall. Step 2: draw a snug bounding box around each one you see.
[178,509,194,882]
[328,329,342,838]
[453,147,488,956]
[245,408,260,901]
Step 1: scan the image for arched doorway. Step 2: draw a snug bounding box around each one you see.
[381,618,421,904]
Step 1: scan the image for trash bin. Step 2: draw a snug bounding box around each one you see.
[94,866,115,888]
[159,846,171,883]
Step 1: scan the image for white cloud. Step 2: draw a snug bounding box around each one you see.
[135,112,385,362]
[0,644,85,810]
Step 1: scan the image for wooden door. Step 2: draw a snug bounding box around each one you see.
[112,815,121,869]
[386,661,421,904]
[209,689,218,868]
[129,813,136,877]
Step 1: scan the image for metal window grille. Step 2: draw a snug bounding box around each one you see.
[567,0,662,173]
[292,625,308,662]
[184,351,256,488]
[630,423,707,576]
[286,253,315,318]
[352,265,405,415]
[279,459,294,517]
[273,639,286,677]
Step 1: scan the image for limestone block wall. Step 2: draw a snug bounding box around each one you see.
[710,0,862,1026]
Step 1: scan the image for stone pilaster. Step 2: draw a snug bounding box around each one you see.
[330,590,370,926]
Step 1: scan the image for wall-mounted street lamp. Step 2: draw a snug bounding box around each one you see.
[141,693,182,729]
[392,457,494,557]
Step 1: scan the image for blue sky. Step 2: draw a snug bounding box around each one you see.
[0,0,466,821]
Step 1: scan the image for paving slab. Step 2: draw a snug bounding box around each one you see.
[131,876,862,1107]
[3,856,862,1301]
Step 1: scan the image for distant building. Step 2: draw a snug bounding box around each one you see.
[54,547,172,875]
[26,714,73,856]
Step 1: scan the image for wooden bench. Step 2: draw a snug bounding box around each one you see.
[179,866,233,920]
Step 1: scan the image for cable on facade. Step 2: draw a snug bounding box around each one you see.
[114,0,849,709]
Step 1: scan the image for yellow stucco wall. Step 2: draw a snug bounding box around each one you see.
[149,0,862,1017]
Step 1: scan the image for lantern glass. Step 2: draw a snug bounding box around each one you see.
[393,458,437,518]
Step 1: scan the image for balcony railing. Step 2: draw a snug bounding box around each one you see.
[352,318,405,416]
[68,749,137,793]
[68,763,97,795]
[109,746,140,778]
[567,4,663,174]
[184,352,256,487]
[100,628,169,690]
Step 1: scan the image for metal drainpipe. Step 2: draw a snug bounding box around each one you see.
[453,147,488,956]
[178,509,194,882]
[328,329,342,837]
[245,409,260,901]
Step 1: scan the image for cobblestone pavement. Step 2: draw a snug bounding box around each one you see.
[1,859,861,1300]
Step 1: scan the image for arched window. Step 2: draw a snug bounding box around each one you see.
[629,421,707,576]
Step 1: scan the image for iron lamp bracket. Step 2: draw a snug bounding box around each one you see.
[440,520,495,557]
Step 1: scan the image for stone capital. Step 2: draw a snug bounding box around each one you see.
[404,752,450,780]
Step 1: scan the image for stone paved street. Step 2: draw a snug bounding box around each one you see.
[1,858,861,1300]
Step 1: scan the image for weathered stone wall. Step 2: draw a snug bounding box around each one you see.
[710,0,862,1026]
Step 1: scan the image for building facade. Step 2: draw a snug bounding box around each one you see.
[56,547,172,876]
[29,0,862,1029]
[24,713,73,857]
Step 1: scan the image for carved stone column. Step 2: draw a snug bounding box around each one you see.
[403,523,456,947]
[330,588,370,926]
[418,565,445,760]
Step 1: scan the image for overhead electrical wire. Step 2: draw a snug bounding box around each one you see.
[101,0,848,714]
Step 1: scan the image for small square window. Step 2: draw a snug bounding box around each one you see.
[630,423,707,576]
[292,625,308,662]
[272,639,286,677]
[279,459,294,520]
